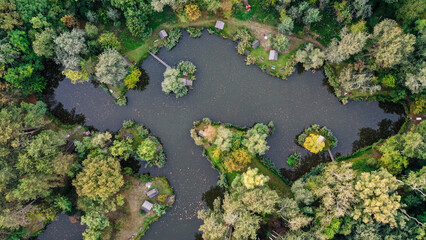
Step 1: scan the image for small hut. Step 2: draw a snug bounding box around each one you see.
[180,78,193,87]
[198,130,205,138]
[215,21,225,30]
[251,40,260,49]
[147,188,159,198]
[269,50,278,61]
[159,30,168,39]
[317,135,326,143]
[141,201,153,212]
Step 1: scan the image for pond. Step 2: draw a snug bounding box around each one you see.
[39,31,402,240]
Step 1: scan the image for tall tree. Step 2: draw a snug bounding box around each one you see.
[95,49,128,86]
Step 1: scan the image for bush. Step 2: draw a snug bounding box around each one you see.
[124,67,142,89]
[270,34,289,51]
[185,3,201,21]
[380,74,396,88]
[177,61,197,75]
[97,32,121,51]
[123,120,136,129]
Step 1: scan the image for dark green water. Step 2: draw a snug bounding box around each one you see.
[38,31,401,240]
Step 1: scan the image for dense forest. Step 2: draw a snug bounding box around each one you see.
[0,0,425,239]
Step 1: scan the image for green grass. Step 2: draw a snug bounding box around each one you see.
[233,0,280,26]
[118,30,145,54]
[151,177,174,196]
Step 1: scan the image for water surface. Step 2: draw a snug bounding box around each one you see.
[40,31,400,240]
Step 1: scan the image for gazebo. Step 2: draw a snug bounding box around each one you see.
[180,78,193,87]
[215,21,225,30]
[269,50,278,61]
[159,30,168,39]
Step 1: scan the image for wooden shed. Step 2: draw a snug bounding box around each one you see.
[269,50,278,61]
[251,40,260,49]
[141,200,153,212]
[215,21,225,30]
[147,188,159,198]
[159,30,168,39]
[317,135,326,143]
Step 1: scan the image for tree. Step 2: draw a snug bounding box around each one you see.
[397,0,426,26]
[8,29,29,54]
[303,8,321,25]
[303,133,325,153]
[295,43,324,70]
[277,198,312,231]
[54,29,87,69]
[124,67,141,89]
[241,187,280,214]
[106,8,120,21]
[161,67,188,98]
[325,28,370,64]
[110,0,153,38]
[73,154,124,201]
[371,19,416,69]
[85,23,99,39]
[202,0,220,13]
[197,198,227,240]
[97,32,121,51]
[242,124,270,155]
[95,49,128,86]
[3,63,46,94]
[338,65,381,94]
[377,136,409,175]
[214,126,233,152]
[224,149,252,172]
[0,0,22,30]
[137,139,156,161]
[62,69,90,84]
[242,167,269,189]
[405,63,426,94]
[60,14,77,28]
[185,3,201,21]
[291,179,314,205]
[278,17,294,35]
[310,163,358,225]
[33,28,56,58]
[176,61,196,75]
[110,139,133,160]
[270,34,289,51]
[151,0,187,12]
[353,169,401,227]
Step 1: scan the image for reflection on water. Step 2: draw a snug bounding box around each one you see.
[40,31,403,240]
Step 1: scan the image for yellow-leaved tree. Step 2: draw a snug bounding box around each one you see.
[62,69,90,84]
[224,149,252,172]
[303,133,325,153]
[185,3,201,21]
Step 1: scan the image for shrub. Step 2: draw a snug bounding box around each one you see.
[137,139,157,161]
[185,27,203,38]
[62,69,90,84]
[380,74,396,88]
[158,194,168,202]
[163,28,182,50]
[122,120,136,129]
[177,61,197,75]
[411,95,426,114]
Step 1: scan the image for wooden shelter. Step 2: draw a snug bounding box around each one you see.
[180,78,193,87]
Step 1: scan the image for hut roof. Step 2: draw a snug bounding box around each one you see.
[269,50,278,61]
[180,78,193,86]
[317,135,326,143]
[159,30,168,39]
[141,200,153,212]
[147,188,159,198]
[251,40,260,49]
[215,21,225,30]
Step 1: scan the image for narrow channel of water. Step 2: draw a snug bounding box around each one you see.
[38,31,401,240]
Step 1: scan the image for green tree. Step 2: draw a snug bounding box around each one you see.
[161,67,188,98]
[371,19,416,69]
[377,136,409,175]
[405,62,426,94]
[224,148,252,172]
[296,43,324,70]
[214,126,233,152]
[271,34,289,51]
[73,154,124,201]
[241,187,280,214]
[95,49,128,86]
[137,139,156,161]
[325,28,370,64]
[85,23,99,39]
[277,198,313,231]
[278,17,294,35]
[33,28,56,58]
[303,8,321,25]
[197,198,228,240]
[0,0,22,30]
[97,32,121,51]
